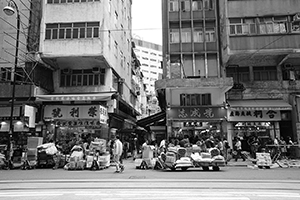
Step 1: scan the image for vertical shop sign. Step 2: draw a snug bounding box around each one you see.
[99,105,108,124]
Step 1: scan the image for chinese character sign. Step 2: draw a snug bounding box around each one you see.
[227,109,281,121]
[167,107,226,120]
[44,105,108,120]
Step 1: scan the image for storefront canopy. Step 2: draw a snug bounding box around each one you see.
[35,92,116,102]
[227,99,292,110]
[137,111,166,128]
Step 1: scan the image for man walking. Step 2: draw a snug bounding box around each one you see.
[113,135,124,173]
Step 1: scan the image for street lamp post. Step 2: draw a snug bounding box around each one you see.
[3,0,20,165]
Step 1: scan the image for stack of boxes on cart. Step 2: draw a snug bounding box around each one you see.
[26,137,43,168]
[64,138,110,170]
[86,138,110,170]
[135,145,156,169]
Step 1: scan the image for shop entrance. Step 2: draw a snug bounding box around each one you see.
[232,122,274,152]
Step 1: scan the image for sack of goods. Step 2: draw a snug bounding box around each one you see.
[90,138,106,153]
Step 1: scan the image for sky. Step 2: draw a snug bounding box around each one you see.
[132,0,162,45]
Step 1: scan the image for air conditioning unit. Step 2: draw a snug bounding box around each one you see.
[119,78,125,83]
[284,63,293,70]
[289,70,296,81]
[294,13,300,22]
[92,67,101,74]
[62,68,72,75]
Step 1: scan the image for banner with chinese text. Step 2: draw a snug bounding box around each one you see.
[44,105,108,123]
[227,109,281,121]
[167,107,226,120]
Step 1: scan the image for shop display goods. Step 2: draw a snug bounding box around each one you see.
[156,147,225,171]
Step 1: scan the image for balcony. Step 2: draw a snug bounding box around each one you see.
[155,77,233,92]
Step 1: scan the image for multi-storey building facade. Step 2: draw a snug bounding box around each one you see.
[1,0,143,147]
[157,0,233,143]
[133,38,163,118]
[0,0,45,146]
[35,0,141,142]
[221,0,300,156]
[154,0,299,157]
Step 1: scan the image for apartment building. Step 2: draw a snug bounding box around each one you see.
[133,38,163,118]
[35,0,142,141]
[0,0,44,146]
[0,0,143,147]
[221,0,300,156]
[155,0,233,142]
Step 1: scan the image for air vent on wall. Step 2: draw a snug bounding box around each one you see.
[62,68,72,74]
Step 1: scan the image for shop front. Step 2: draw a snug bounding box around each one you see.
[0,105,37,147]
[226,99,293,151]
[167,106,227,143]
[42,104,109,153]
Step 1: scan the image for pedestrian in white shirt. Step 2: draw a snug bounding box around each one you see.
[113,135,124,173]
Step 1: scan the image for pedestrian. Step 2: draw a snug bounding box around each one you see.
[132,137,138,161]
[112,135,124,173]
[122,140,129,160]
[286,136,294,158]
[234,137,245,161]
[279,137,287,158]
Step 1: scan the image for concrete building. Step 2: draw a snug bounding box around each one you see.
[221,0,300,156]
[0,0,44,146]
[156,0,233,143]
[0,0,144,147]
[133,38,163,118]
[35,0,142,142]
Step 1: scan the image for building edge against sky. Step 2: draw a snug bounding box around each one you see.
[154,0,300,157]
[0,0,148,149]
[133,38,163,119]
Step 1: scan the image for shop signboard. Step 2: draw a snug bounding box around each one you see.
[227,109,281,121]
[44,105,108,123]
[167,106,226,120]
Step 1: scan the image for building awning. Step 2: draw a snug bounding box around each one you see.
[137,111,166,127]
[227,99,292,110]
[35,92,116,102]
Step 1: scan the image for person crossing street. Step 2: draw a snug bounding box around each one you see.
[112,135,124,173]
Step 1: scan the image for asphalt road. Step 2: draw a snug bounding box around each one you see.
[1,160,300,200]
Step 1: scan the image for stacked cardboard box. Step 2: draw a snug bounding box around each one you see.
[27,137,43,163]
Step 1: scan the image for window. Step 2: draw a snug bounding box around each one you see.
[170,29,180,43]
[229,18,256,35]
[259,17,287,34]
[194,28,203,42]
[181,28,192,43]
[60,68,105,87]
[203,0,213,10]
[45,22,100,40]
[292,21,300,32]
[253,66,277,81]
[0,67,12,82]
[205,28,215,42]
[181,0,190,12]
[150,59,156,62]
[169,0,179,12]
[114,41,118,59]
[47,0,100,3]
[180,93,211,106]
[226,66,250,82]
[192,0,202,11]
